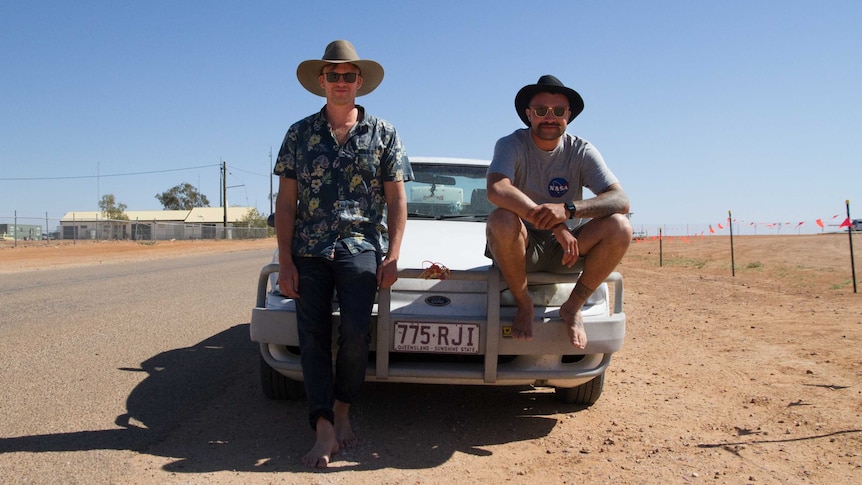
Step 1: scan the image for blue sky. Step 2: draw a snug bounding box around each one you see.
[2,0,860,235]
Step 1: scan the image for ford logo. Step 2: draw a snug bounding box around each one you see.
[424,295,451,307]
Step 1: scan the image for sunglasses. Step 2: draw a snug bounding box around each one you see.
[324,72,358,83]
[531,105,569,118]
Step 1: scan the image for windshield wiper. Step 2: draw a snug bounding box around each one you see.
[436,214,488,220]
[406,212,439,219]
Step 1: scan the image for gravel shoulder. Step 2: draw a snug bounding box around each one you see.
[2,234,860,484]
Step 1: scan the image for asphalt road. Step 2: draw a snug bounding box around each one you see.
[0,249,275,483]
[0,248,572,483]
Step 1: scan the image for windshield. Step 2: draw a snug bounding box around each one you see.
[405,163,492,219]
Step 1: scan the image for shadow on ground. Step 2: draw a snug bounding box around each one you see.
[1,324,575,473]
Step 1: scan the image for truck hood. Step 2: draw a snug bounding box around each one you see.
[399,219,490,272]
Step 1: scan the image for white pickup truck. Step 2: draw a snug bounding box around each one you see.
[250,157,626,405]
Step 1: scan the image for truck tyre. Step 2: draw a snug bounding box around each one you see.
[260,356,305,400]
[555,372,604,406]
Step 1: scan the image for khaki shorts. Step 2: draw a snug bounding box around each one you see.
[485,223,586,273]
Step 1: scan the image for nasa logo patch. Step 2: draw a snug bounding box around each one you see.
[548,177,569,198]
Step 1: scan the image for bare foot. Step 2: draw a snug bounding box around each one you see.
[560,305,588,349]
[512,305,534,341]
[333,400,357,449]
[334,414,357,448]
[301,419,339,468]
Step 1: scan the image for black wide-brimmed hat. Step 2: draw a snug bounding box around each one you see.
[514,75,584,126]
[296,39,384,97]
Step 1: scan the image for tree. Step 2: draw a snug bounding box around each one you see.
[98,194,128,220]
[98,194,128,240]
[234,208,273,239]
[239,208,268,228]
[155,183,210,210]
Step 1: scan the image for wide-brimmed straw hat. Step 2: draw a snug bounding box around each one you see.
[514,75,584,126]
[296,40,384,97]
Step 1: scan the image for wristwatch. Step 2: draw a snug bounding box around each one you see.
[564,201,577,219]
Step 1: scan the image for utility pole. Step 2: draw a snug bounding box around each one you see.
[222,161,228,236]
[269,147,274,216]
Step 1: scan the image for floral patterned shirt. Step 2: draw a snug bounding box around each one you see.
[273,105,411,259]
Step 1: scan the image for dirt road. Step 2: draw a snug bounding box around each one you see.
[1,235,860,484]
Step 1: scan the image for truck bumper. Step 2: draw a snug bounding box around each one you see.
[250,265,625,389]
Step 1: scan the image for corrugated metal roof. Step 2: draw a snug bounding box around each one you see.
[129,210,191,221]
[61,210,188,222]
[186,207,255,223]
[60,207,255,223]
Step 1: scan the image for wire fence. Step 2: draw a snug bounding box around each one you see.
[633,221,859,238]
[1,213,271,243]
[4,212,857,244]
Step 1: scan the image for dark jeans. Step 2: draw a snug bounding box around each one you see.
[293,245,379,430]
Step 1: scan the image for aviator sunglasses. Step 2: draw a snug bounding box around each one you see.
[324,72,358,83]
[531,105,569,118]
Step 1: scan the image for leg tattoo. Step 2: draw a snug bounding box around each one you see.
[573,280,595,302]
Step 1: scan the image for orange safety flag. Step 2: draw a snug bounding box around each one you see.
[816,219,824,228]
[839,217,852,228]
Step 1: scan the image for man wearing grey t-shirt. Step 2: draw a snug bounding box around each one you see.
[485,75,632,349]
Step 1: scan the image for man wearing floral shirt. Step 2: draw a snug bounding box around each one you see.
[273,40,411,468]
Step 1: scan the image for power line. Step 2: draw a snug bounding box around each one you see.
[0,164,219,181]
[228,165,270,177]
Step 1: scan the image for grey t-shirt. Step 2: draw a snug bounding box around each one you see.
[488,128,619,228]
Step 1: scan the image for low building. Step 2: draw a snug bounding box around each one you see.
[59,207,261,240]
[1,223,43,241]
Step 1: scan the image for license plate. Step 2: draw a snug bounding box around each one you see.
[393,322,480,354]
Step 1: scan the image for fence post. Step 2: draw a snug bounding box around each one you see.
[729,210,735,277]
[659,226,663,267]
[846,200,857,293]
